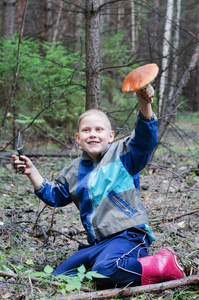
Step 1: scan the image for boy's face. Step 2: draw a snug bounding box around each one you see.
[75,114,114,160]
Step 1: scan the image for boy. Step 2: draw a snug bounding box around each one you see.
[12,85,185,287]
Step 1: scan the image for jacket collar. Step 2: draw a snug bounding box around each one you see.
[81,144,111,161]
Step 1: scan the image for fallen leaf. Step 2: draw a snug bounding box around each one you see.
[178,221,186,228]
[26,259,34,265]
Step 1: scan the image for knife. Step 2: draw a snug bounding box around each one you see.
[17,132,23,160]
[17,132,25,173]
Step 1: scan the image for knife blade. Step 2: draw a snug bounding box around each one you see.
[17,132,23,160]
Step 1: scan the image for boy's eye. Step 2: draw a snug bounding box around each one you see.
[96,128,103,132]
[83,128,89,132]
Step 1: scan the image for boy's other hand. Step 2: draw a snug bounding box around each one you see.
[136,84,154,103]
[12,154,34,175]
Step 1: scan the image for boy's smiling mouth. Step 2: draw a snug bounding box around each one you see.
[88,141,99,144]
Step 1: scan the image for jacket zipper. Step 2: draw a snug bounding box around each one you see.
[110,194,132,215]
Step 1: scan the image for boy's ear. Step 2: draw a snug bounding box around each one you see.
[109,130,114,143]
[75,133,80,144]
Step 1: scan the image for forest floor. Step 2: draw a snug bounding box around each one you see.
[0,114,199,299]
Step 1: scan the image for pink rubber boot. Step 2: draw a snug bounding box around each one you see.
[139,246,185,285]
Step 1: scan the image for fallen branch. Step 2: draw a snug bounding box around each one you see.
[52,275,199,300]
[150,208,199,225]
[0,150,79,158]
[1,270,198,298]
[0,270,60,287]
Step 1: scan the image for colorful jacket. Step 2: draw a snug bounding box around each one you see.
[35,117,158,245]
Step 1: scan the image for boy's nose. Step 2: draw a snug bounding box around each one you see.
[89,130,97,138]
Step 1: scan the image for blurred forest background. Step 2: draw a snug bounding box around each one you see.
[0,0,199,152]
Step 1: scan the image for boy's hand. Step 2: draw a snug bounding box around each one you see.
[136,84,154,103]
[136,84,154,118]
[12,154,44,189]
[12,155,34,175]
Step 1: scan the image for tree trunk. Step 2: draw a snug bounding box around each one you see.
[85,0,102,109]
[1,0,17,38]
[168,0,181,101]
[130,1,136,52]
[45,0,53,42]
[158,42,199,143]
[158,0,174,118]
[24,0,42,39]
[52,0,63,44]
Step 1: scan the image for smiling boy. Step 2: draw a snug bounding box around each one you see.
[12,84,185,287]
[75,111,114,160]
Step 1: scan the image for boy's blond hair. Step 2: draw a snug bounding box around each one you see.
[77,109,112,131]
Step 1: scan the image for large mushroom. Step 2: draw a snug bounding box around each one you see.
[122,63,159,97]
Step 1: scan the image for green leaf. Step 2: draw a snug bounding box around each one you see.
[60,283,66,289]
[44,265,54,274]
[67,277,81,291]
[77,264,86,274]
[85,271,109,279]
[56,274,70,281]
[65,284,76,291]
[77,272,85,281]
[29,271,48,277]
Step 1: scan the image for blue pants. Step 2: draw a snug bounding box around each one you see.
[53,229,149,286]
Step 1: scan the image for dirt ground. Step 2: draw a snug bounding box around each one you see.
[0,121,199,299]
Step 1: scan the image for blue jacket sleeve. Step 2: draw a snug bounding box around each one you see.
[120,117,158,176]
[35,180,72,207]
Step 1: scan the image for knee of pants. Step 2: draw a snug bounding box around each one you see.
[92,255,143,286]
[92,258,117,278]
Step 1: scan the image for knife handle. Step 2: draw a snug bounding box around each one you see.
[17,149,25,173]
[18,149,23,160]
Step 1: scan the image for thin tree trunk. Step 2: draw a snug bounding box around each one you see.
[1,0,17,37]
[153,0,160,60]
[52,0,63,44]
[0,0,28,137]
[168,0,181,101]
[158,0,174,117]
[45,0,53,42]
[130,1,136,52]
[158,42,199,142]
[85,0,102,109]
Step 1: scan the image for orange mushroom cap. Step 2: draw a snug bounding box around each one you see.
[122,63,159,93]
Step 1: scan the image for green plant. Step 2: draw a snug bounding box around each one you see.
[29,264,108,295]
[0,34,86,139]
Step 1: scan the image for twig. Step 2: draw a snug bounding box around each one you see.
[51,275,199,299]
[47,208,56,241]
[150,208,199,225]
[48,228,82,244]
[32,204,48,231]
[28,276,33,294]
